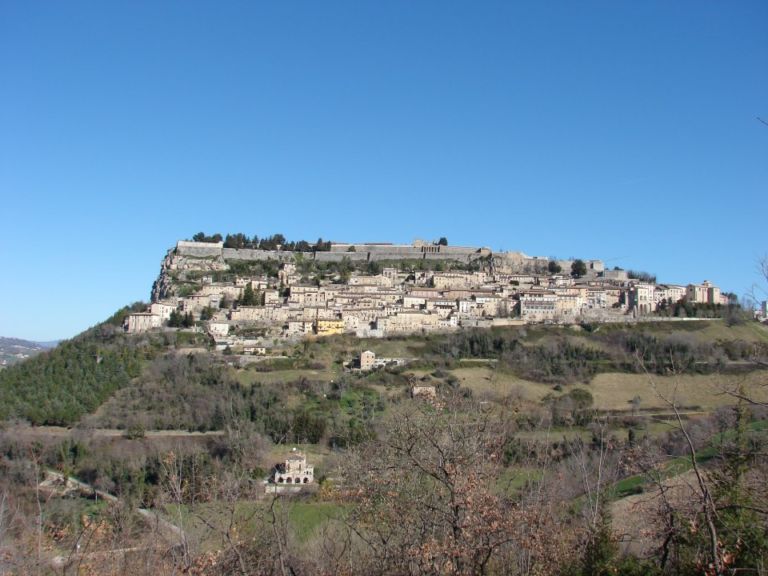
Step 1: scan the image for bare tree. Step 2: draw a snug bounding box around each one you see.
[636,349,768,574]
[341,393,570,575]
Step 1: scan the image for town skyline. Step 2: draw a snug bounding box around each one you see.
[1,229,764,342]
[123,237,741,354]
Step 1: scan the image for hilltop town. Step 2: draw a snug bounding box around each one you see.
[3,236,766,575]
[124,235,735,353]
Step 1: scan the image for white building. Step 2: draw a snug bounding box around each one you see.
[150,302,177,321]
[125,313,161,333]
[208,322,230,339]
[518,290,557,322]
[655,285,686,306]
[627,283,656,315]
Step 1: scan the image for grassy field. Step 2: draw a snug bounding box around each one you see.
[288,501,347,541]
[512,428,594,442]
[692,320,768,343]
[452,367,551,400]
[164,498,346,551]
[236,367,339,386]
[584,370,768,412]
[495,466,544,496]
[405,363,768,414]
[302,334,427,362]
[611,419,768,500]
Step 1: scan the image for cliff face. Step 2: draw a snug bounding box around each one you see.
[151,248,228,302]
[150,250,175,302]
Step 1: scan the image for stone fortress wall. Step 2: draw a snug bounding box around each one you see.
[176,240,225,258]
[174,239,602,271]
[177,240,494,264]
[222,248,295,262]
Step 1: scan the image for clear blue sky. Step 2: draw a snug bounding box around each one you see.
[1,1,766,341]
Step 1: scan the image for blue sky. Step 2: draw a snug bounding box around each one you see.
[1,1,766,341]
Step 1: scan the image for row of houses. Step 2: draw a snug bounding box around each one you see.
[127,261,728,340]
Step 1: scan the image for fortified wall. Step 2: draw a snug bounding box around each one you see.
[174,240,492,264]
[176,240,225,258]
[171,240,603,271]
[327,241,490,263]
[222,248,295,263]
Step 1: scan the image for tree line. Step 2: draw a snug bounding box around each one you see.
[428,325,768,384]
[191,232,333,252]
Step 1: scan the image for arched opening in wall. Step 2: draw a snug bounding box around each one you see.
[278,477,284,483]
[303,478,309,483]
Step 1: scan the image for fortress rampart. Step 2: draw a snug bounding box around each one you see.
[222,248,295,262]
[176,241,224,258]
[175,241,493,264]
[172,240,602,271]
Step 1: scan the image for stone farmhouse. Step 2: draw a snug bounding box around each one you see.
[356,350,410,371]
[272,449,314,485]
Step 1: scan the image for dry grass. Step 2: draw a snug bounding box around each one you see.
[411,364,768,414]
[442,367,553,402]
[585,370,768,411]
[236,367,337,386]
[611,469,701,557]
[693,320,768,343]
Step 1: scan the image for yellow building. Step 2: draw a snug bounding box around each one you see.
[315,319,345,336]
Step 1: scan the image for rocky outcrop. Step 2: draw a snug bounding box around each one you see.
[151,247,228,302]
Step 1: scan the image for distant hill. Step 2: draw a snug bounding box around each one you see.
[0,337,59,368]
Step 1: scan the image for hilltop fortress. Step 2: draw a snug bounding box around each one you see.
[130,238,728,353]
[159,239,600,279]
[151,239,604,304]
[176,238,507,264]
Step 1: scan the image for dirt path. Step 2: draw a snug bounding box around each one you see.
[42,470,187,543]
[12,425,224,438]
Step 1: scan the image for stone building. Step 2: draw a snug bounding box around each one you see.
[359,350,376,371]
[627,283,656,315]
[518,290,557,322]
[150,302,177,321]
[273,450,314,485]
[207,322,230,339]
[655,284,686,306]
[601,269,629,282]
[686,281,721,305]
[315,319,345,336]
[125,313,161,333]
[357,350,410,371]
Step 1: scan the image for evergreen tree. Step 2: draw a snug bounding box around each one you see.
[571,259,588,277]
[241,284,257,306]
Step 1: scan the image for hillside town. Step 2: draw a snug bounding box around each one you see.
[125,238,736,353]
